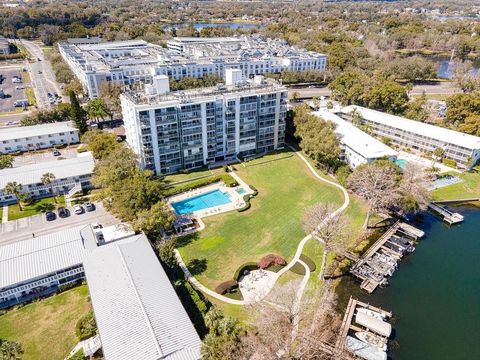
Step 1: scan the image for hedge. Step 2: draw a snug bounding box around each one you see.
[69,349,85,360]
[237,184,258,212]
[53,143,67,149]
[214,280,238,295]
[77,147,89,153]
[442,158,457,168]
[162,174,237,197]
[75,310,97,341]
[233,262,259,281]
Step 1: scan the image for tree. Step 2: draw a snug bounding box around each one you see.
[68,91,88,135]
[0,154,13,169]
[98,81,123,119]
[64,79,86,98]
[348,161,401,228]
[81,130,119,160]
[85,98,110,123]
[399,162,434,213]
[41,172,57,202]
[433,147,445,161]
[4,182,23,211]
[289,91,299,103]
[0,339,24,360]
[453,61,480,93]
[328,70,370,106]
[133,201,175,238]
[458,115,480,136]
[445,92,480,130]
[404,93,428,122]
[303,203,348,280]
[363,77,409,115]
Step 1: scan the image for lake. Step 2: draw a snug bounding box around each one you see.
[435,57,480,79]
[337,206,480,359]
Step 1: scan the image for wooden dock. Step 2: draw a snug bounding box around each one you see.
[336,297,393,353]
[428,202,464,224]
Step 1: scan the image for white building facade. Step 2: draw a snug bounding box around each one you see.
[341,106,480,168]
[315,109,398,168]
[121,74,287,174]
[0,122,79,153]
[59,36,326,98]
[0,153,94,205]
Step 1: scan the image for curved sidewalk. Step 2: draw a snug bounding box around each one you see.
[174,148,350,306]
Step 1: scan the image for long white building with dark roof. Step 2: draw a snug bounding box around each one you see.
[340,105,480,168]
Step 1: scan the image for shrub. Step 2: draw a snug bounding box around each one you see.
[237,185,258,212]
[214,280,238,295]
[77,147,88,153]
[70,349,85,360]
[184,281,209,314]
[75,310,97,341]
[162,174,237,196]
[233,262,259,281]
[258,254,286,269]
[53,144,66,149]
[223,165,229,172]
[442,158,457,168]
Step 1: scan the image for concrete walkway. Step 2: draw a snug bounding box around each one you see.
[2,205,8,224]
[174,147,350,305]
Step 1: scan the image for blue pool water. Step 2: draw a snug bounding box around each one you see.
[235,188,246,195]
[395,159,407,169]
[172,189,232,215]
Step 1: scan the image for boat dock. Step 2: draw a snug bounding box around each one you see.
[351,221,423,293]
[428,202,464,224]
[336,297,393,354]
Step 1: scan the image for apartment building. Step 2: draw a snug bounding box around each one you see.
[0,122,79,153]
[0,153,94,205]
[0,35,10,55]
[315,109,397,168]
[340,106,480,168]
[121,71,287,174]
[59,35,326,97]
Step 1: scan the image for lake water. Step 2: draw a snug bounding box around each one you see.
[435,57,480,79]
[337,206,480,360]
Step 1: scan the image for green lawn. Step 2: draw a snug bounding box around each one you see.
[163,167,223,185]
[8,195,65,221]
[0,286,91,360]
[432,171,480,201]
[178,151,348,288]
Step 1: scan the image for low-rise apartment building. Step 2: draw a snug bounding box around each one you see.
[0,153,94,205]
[0,36,10,55]
[121,71,287,174]
[0,122,79,153]
[315,109,397,168]
[340,105,480,168]
[59,35,326,97]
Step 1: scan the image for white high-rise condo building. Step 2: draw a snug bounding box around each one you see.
[121,71,287,174]
[59,35,326,98]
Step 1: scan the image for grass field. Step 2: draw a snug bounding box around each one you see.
[163,167,223,185]
[0,286,91,360]
[177,150,359,288]
[8,195,66,221]
[432,171,480,201]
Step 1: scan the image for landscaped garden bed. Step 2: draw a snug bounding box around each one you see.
[8,195,66,221]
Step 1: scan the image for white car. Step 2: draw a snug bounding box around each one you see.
[73,204,84,215]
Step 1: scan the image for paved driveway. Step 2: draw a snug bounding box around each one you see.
[0,202,118,246]
[12,147,80,167]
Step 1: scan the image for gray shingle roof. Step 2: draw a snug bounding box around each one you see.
[83,235,201,360]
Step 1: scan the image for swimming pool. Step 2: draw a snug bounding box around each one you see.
[171,189,232,215]
[395,159,407,169]
[235,188,246,195]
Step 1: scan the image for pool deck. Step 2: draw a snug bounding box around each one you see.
[397,151,460,174]
[167,171,254,219]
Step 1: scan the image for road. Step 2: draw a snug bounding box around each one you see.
[21,39,66,108]
[0,202,118,246]
[289,81,461,99]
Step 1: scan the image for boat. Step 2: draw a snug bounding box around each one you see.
[357,307,387,320]
[346,336,387,360]
[355,312,392,338]
[356,331,388,351]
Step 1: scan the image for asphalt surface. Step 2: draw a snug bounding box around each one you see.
[0,66,29,112]
[21,40,65,109]
[0,202,118,246]
[12,147,79,167]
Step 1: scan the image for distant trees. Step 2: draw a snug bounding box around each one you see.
[21,105,71,126]
[404,93,429,122]
[169,74,223,91]
[4,182,23,210]
[445,93,480,135]
[293,105,341,170]
[0,154,13,169]
[453,61,480,93]
[380,56,437,82]
[69,91,88,135]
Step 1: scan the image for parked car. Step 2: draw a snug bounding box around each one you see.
[38,70,42,74]
[73,204,84,215]
[84,202,95,212]
[92,223,103,230]
[57,207,69,218]
[13,100,29,107]
[37,57,41,61]
[52,150,61,156]
[45,211,56,221]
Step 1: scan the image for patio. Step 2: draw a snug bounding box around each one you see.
[238,269,278,303]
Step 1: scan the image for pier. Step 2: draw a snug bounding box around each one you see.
[428,202,464,224]
[351,221,423,293]
[336,297,393,353]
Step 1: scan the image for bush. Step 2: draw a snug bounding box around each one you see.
[162,174,237,196]
[233,262,259,281]
[75,310,97,341]
[442,158,457,168]
[77,147,88,153]
[223,165,229,172]
[70,349,85,360]
[214,280,238,295]
[184,281,209,314]
[258,254,286,269]
[335,166,351,187]
[237,185,258,212]
[53,143,67,149]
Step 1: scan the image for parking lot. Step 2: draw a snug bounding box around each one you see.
[0,66,29,113]
[0,202,118,246]
[12,147,81,167]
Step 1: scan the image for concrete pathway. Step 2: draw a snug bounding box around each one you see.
[174,147,351,306]
[2,205,8,223]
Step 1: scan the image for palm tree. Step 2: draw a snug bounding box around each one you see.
[0,339,24,360]
[41,172,57,203]
[4,182,24,211]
